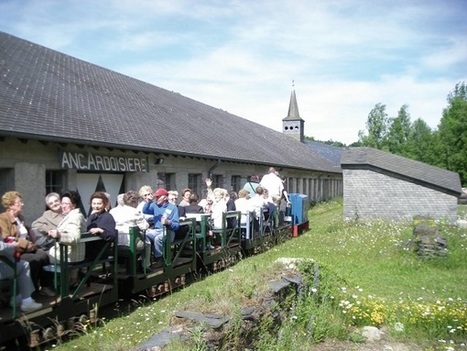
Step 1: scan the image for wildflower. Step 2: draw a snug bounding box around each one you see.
[394,322,404,332]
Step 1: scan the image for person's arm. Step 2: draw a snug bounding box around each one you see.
[165,206,180,231]
[88,213,117,241]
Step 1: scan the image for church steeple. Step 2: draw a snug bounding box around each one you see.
[282,81,305,142]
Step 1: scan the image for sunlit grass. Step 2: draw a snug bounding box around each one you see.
[50,198,467,351]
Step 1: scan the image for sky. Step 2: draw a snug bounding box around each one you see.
[0,0,466,145]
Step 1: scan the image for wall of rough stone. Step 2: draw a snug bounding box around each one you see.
[343,169,458,223]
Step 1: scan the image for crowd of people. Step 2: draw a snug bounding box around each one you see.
[0,167,289,314]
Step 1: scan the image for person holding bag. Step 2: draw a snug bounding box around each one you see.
[0,191,50,294]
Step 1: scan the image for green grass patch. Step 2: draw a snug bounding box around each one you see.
[49,198,467,351]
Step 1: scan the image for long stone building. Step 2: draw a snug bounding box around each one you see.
[0,32,342,223]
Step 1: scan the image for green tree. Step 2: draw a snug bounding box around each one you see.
[358,103,390,149]
[438,81,467,185]
[386,104,412,156]
[405,118,440,166]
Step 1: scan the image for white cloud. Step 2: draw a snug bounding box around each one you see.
[1,0,466,145]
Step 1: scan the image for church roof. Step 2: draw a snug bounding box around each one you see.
[282,89,304,121]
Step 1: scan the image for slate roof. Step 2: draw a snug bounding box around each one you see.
[0,32,339,174]
[304,141,342,169]
[341,147,461,195]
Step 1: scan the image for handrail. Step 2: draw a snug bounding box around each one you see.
[56,232,118,299]
[163,218,196,267]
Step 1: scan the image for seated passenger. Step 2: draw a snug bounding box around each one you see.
[210,188,227,230]
[168,190,185,219]
[136,185,154,219]
[142,188,180,264]
[184,193,204,215]
[31,192,65,251]
[178,188,192,207]
[0,231,42,313]
[110,190,150,270]
[0,191,50,294]
[235,189,254,226]
[85,192,117,260]
[250,186,268,220]
[47,191,86,288]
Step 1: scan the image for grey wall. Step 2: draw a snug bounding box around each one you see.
[343,169,458,224]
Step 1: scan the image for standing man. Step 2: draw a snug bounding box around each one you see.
[142,188,179,265]
[259,167,284,208]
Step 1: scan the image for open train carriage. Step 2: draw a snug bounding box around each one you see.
[117,218,196,298]
[193,211,242,272]
[0,233,119,348]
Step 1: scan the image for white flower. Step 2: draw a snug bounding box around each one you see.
[394,322,404,332]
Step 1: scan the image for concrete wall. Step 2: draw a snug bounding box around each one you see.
[343,169,458,223]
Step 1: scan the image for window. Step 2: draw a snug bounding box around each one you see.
[157,172,176,190]
[46,170,66,195]
[211,174,223,189]
[231,175,242,192]
[188,173,202,197]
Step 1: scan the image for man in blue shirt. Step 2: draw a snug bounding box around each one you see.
[142,188,179,264]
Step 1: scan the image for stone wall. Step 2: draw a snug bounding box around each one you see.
[343,169,458,224]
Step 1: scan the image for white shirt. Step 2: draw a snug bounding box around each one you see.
[260,173,284,198]
[110,205,149,248]
[235,198,254,224]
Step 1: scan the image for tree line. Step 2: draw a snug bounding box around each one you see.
[308,81,467,186]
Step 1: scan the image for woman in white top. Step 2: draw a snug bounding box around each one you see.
[110,190,150,269]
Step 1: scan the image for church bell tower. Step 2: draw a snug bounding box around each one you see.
[282,81,304,142]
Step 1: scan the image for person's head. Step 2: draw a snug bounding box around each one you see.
[255,186,264,196]
[220,188,229,199]
[60,190,81,215]
[181,188,192,202]
[229,191,237,201]
[103,192,111,211]
[45,192,61,213]
[123,190,139,208]
[2,191,24,214]
[116,193,125,207]
[189,193,200,204]
[89,191,109,214]
[139,185,153,201]
[168,190,179,205]
[213,188,223,202]
[238,189,250,199]
[153,188,169,205]
[263,188,269,198]
[268,167,276,174]
[250,175,259,183]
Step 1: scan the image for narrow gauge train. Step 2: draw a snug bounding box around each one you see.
[0,193,309,349]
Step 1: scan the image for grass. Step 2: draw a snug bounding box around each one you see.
[47,199,467,351]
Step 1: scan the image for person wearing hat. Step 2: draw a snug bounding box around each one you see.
[142,188,180,264]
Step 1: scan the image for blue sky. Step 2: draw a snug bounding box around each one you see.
[1,0,466,144]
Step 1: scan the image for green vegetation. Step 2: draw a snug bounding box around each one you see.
[356,81,467,185]
[50,199,467,351]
